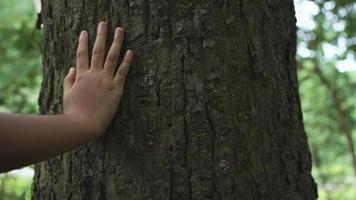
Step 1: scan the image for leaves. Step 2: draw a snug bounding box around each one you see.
[297,0,356,199]
[0,0,42,114]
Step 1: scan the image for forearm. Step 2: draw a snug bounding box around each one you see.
[0,113,99,172]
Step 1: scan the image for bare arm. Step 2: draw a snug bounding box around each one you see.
[0,22,134,173]
[0,114,98,172]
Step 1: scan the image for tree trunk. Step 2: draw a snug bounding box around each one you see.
[33,0,317,199]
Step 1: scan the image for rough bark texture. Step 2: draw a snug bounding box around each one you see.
[33,0,317,199]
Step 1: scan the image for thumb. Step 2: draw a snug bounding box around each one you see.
[63,67,76,95]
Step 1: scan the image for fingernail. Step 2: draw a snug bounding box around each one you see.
[115,28,124,40]
[126,50,133,57]
[98,22,106,33]
[69,67,75,73]
[80,31,87,39]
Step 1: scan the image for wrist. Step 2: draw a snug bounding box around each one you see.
[62,113,105,139]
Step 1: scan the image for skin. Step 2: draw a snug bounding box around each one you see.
[0,22,133,173]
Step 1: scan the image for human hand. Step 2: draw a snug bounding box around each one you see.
[63,22,134,138]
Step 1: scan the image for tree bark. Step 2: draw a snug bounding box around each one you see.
[33,0,317,199]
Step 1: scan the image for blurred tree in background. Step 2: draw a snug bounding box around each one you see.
[0,0,355,199]
[296,0,356,199]
[0,0,41,199]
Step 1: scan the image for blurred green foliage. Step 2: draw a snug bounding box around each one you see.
[297,0,356,199]
[0,0,42,114]
[0,175,31,200]
[0,0,355,200]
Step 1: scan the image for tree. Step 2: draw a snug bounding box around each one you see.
[32,0,317,199]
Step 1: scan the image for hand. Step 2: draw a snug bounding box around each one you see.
[63,22,134,138]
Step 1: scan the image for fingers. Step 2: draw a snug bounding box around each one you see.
[91,22,108,71]
[63,67,76,96]
[76,31,89,74]
[104,27,125,75]
[114,50,134,88]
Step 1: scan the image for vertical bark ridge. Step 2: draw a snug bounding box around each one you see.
[205,104,222,200]
[181,50,192,200]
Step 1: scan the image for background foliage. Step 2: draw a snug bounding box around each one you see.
[0,0,355,199]
[0,0,41,114]
[0,0,40,199]
[296,0,356,199]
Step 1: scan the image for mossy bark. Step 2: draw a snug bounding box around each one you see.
[33,0,317,199]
